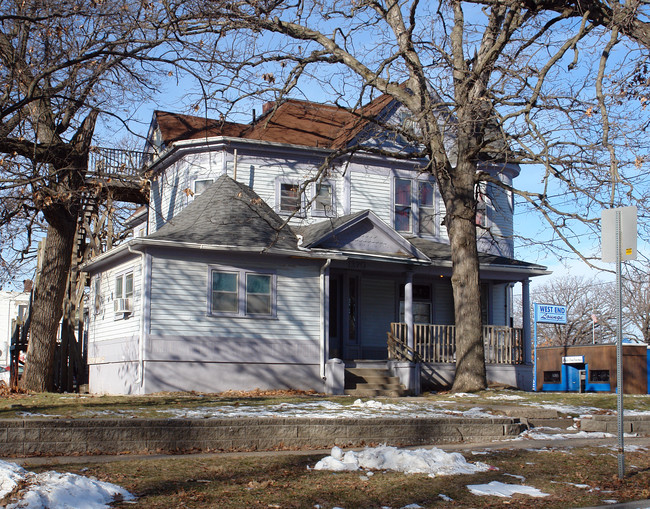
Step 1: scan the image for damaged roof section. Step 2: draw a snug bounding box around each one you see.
[150,95,401,152]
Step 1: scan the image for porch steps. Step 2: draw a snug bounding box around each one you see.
[344,367,408,397]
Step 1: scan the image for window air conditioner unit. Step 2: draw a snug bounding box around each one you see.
[114,298,132,314]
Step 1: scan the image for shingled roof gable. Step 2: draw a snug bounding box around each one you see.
[148,175,298,251]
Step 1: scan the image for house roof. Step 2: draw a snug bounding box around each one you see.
[153,111,248,146]
[147,175,299,251]
[152,98,397,151]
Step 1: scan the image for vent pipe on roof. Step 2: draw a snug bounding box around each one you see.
[252,108,256,124]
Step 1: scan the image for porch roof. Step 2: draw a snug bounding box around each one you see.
[407,237,549,275]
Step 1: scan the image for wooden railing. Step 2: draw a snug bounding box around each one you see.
[88,147,151,179]
[389,323,524,365]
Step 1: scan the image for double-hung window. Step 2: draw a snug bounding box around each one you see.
[418,182,436,235]
[394,178,412,232]
[114,271,134,317]
[210,266,275,317]
[394,177,438,235]
[475,183,489,228]
[115,272,134,300]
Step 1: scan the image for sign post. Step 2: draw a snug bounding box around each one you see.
[602,206,637,479]
[532,303,567,392]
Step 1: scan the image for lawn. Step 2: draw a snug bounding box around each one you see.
[18,444,650,508]
[1,385,650,419]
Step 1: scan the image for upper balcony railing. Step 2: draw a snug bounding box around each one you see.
[388,322,525,365]
[88,147,152,180]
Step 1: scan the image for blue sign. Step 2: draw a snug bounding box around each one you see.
[534,303,567,324]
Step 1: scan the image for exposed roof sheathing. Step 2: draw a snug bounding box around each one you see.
[152,96,396,150]
[154,111,248,146]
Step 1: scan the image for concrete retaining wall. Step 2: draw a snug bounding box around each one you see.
[0,417,526,458]
[580,415,650,434]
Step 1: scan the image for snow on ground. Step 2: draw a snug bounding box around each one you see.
[467,481,549,498]
[313,445,492,477]
[0,460,133,508]
[514,429,615,440]
[146,399,499,420]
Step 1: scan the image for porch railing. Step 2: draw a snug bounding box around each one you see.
[388,323,524,365]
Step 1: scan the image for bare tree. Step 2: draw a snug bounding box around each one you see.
[0,0,206,391]
[187,0,650,391]
[621,263,650,344]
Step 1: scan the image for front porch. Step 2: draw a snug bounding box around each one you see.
[387,322,526,365]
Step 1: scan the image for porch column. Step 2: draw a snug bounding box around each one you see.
[522,278,531,364]
[405,271,414,351]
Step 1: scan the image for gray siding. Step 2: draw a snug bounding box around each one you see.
[148,253,320,342]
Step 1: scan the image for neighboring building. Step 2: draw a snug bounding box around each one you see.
[0,288,30,369]
[537,343,650,394]
[83,96,548,395]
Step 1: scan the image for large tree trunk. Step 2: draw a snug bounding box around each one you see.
[438,156,487,393]
[20,209,77,392]
[448,214,486,392]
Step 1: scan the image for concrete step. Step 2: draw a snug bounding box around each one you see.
[344,365,408,397]
[344,387,407,397]
[348,381,403,391]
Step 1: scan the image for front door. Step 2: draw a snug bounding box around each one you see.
[328,273,360,360]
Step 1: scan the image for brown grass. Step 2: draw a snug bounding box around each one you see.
[22,445,650,508]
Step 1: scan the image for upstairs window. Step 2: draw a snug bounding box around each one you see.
[277,180,304,216]
[312,182,335,216]
[394,178,412,232]
[193,179,214,197]
[418,182,436,235]
[475,183,489,228]
[394,177,438,235]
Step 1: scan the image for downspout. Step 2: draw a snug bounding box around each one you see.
[320,259,331,379]
[127,244,150,391]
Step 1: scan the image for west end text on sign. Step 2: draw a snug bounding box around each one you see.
[534,303,568,324]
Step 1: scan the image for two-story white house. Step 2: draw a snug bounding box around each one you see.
[83,96,547,395]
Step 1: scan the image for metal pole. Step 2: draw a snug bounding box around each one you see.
[533,303,538,392]
[616,210,625,479]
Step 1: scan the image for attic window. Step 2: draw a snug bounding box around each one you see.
[277,181,305,216]
[194,179,214,196]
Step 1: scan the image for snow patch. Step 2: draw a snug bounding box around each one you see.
[467,481,549,498]
[0,460,134,508]
[313,445,491,477]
